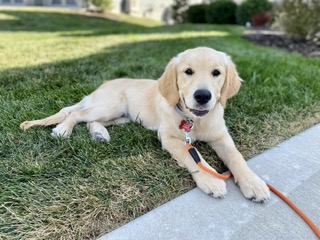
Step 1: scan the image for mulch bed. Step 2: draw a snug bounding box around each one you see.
[243,30,320,58]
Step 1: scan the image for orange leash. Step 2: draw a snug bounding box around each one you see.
[185,143,320,238]
[266,183,320,238]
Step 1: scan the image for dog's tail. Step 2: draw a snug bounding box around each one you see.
[20,103,81,131]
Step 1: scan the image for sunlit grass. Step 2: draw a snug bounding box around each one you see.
[0,30,229,70]
[0,12,18,20]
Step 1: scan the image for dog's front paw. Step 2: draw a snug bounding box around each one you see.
[192,170,227,198]
[237,174,270,203]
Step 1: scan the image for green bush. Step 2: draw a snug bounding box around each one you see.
[236,0,272,25]
[187,4,207,23]
[274,0,320,38]
[206,0,237,24]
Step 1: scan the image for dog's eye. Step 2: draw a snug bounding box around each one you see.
[185,68,194,75]
[212,69,221,77]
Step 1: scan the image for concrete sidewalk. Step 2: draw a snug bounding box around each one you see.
[99,123,320,240]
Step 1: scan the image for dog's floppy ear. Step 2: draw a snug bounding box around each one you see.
[220,56,243,108]
[158,58,179,106]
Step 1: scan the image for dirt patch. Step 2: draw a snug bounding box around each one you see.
[244,29,320,58]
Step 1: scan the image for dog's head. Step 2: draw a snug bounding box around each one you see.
[158,47,242,117]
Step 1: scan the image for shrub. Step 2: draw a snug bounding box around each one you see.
[187,4,207,23]
[236,0,272,25]
[251,11,273,27]
[274,0,320,38]
[206,0,237,24]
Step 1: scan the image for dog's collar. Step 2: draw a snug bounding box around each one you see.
[175,102,185,117]
[175,95,191,118]
[176,100,194,143]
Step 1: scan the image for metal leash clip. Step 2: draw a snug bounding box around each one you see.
[185,132,192,144]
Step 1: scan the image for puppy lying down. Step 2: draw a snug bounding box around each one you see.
[21,47,270,202]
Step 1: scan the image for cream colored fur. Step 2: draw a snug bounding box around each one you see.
[20,47,270,202]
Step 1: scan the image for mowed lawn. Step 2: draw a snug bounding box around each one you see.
[1,7,320,240]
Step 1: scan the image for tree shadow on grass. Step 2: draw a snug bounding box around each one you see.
[2,30,319,166]
[1,22,320,238]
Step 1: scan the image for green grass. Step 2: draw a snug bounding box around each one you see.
[1,7,320,240]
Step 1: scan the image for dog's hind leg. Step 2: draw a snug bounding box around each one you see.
[87,117,131,142]
[87,121,111,142]
[20,103,82,131]
[51,106,125,138]
[103,117,131,127]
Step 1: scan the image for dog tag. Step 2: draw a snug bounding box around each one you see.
[179,119,194,133]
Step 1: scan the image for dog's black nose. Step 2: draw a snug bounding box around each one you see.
[194,89,212,105]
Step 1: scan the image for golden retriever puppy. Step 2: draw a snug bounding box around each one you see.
[20,47,270,202]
